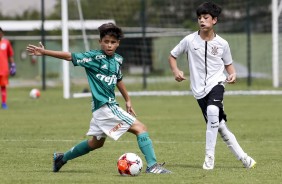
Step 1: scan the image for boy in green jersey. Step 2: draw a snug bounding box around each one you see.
[26,23,170,174]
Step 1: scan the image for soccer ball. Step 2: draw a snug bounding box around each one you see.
[117,153,143,176]
[29,88,40,99]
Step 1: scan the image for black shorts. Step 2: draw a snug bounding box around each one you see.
[197,84,227,123]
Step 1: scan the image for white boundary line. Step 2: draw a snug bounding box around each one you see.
[73,90,282,98]
[1,139,281,143]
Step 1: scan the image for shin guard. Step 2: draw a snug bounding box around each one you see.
[205,105,220,157]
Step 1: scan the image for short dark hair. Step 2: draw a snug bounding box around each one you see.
[0,27,3,32]
[98,23,124,40]
[196,2,222,18]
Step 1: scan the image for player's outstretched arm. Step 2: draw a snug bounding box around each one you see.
[168,55,186,82]
[26,42,72,61]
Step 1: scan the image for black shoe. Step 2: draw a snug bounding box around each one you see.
[53,153,67,172]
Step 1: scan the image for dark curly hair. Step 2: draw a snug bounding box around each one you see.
[196,1,222,18]
[98,23,124,40]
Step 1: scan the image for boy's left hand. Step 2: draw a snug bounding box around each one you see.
[226,73,236,84]
[126,101,136,117]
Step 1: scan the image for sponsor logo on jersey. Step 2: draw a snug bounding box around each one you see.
[77,58,92,63]
[96,74,117,85]
[96,54,107,60]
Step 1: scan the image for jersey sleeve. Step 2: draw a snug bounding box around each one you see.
[116,55,123,81]
[7,40,14,57]
[170,36,189,58]
[117,65,123,81]
[222,42,233,65]
[71,51,95,68]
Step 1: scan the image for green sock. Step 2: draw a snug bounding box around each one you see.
[63,140,93,162]
[137,132,157,168]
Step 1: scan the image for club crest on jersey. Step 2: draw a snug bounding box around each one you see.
[211,46,218,55]
[0,43,7,50]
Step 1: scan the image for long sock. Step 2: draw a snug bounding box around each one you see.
[206,105,219,157]
[137,132,157,168]
[219,120,247,160]
[1,86,7,104]
[63,140,93,162]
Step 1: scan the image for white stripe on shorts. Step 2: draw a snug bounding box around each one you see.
[107,104,135,125]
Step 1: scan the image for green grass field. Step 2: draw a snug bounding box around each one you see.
[1,87,281,184]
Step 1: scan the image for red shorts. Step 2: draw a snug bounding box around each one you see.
[0,75,8,86]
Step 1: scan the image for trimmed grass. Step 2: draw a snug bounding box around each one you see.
[0,87,281,184]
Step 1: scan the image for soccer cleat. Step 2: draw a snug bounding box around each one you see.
[241,155,256,169]
[145,162,172,174]
[1,103,7,109]
[53,152,67,172]
[203,155,215,170]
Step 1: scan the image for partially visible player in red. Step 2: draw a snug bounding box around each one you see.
[0,27,16,109]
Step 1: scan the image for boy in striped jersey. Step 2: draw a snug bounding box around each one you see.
[26,23,171,174]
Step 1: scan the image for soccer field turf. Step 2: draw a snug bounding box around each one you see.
[0,88,281,184]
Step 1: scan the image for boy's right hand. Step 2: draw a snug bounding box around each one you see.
[26,42,45,56]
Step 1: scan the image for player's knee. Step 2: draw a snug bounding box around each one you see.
[128,120,147,135]
[207,105,219,116]
[88,137,105,150]
[218,120,226,132]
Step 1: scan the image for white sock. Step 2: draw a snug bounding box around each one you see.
[205,105,219,157]
[218,120,247,160]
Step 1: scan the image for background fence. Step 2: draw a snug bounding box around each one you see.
[4,0,279,93]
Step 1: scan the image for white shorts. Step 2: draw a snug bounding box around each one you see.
[86,103,136,141]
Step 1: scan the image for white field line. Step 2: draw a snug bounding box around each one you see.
[73,90,282,98]
[0,139,280,143]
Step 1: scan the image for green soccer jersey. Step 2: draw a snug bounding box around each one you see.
[71,50,123,112]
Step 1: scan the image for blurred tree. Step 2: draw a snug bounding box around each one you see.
[0,0,272,34]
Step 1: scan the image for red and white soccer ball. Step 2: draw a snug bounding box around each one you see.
[29,88,40,99]
[117,153,143,176]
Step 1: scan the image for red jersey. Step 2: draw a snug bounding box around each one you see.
[0,38,14,76]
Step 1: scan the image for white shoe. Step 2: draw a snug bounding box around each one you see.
[241,155,256,169]
[203,155,214,170]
